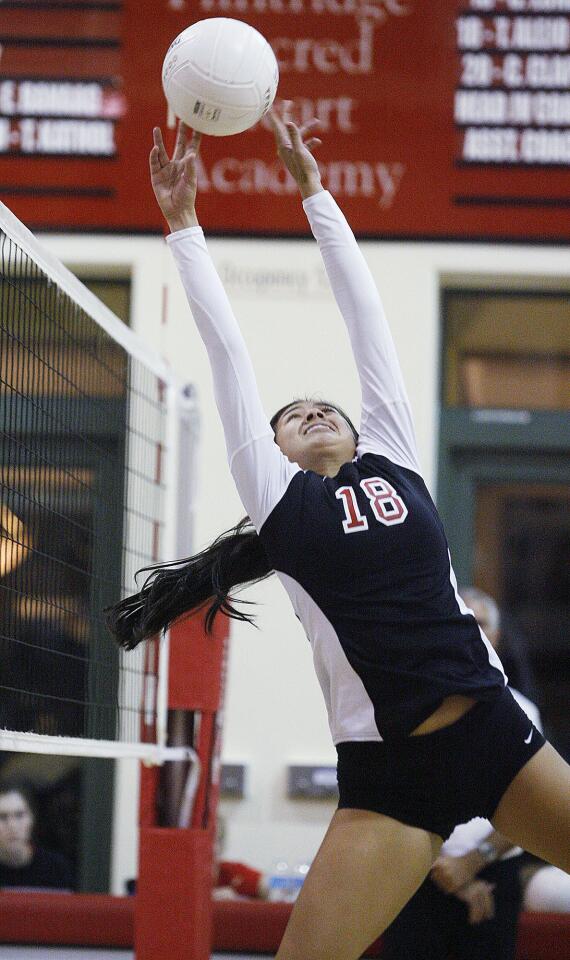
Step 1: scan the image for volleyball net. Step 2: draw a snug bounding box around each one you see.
[0,201,197,766]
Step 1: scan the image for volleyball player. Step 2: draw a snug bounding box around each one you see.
[107,114,570,960]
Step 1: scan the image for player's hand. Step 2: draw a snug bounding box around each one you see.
[431,853,478,894]
[455,880,495,925]
[269,111,323,200]
[149,122,201,232]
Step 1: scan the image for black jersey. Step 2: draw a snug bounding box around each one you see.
[0,846,74,890]
[168,190,506,743]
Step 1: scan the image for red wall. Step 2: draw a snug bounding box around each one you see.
[0,0,568,240]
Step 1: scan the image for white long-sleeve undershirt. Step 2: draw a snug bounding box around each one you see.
[166,190,420,531]
[302,191,419,472]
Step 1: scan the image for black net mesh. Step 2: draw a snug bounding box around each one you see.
[0,229,167,745]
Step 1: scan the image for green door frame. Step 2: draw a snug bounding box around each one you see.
[437,409,570,586]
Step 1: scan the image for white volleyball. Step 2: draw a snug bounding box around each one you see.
[162,18,279,137]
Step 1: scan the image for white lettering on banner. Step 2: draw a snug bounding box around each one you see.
[457,16,485,49]
[0,80,108,117]
[456,5,570,173]
[456,90,509,124]
[457,14,570,50]
[0,81,16,115]
[326,160,374,195]
[273,19,373,74]
[462,52,570,87]
[19,119,36,153]
[375,163,405,208]
[521,126,570,160]
[526,53,570,84]
[462,125,570,162]
[462,127,519,161]
[511,2,570,9]
[209,156,298,193]
[258,96,357,132]
[461,52,494,86]
[17,119,115,155]
[525,0,570,9]
[503,53,525,85]
[199,0,413,25]
[0,118,9,152]
[0,78,123,159]
[18,82,103,117]
[533,91,570,122]
[326,160,405,207]
[494,16,570,50]
[456,89,570,125]
[196,154,405,206]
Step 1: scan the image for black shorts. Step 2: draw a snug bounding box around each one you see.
[336,687,546,841]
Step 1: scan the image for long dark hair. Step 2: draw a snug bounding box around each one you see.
[106,398,357,650]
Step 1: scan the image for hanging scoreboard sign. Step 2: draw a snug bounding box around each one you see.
[0,0,568,240]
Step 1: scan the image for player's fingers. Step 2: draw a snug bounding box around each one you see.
[274,121,293,154]
[190,129,202,153]
[182,151,197,182]
[268,109,285,136]
[270,110,293,151]
[177,122,201,155]
[152,127,170,168]
[299,118,322,140]
[304,137,322,153]
[285,121,305,153]
[173,121,188,160]
[277,141,293,160]
[149,144,163,175]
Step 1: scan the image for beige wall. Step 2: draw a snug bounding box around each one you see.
[44,227,570,891]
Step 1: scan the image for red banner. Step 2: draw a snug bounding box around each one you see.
[0,0,568,240]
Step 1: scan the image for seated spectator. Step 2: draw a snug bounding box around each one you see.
[0,781,74,890]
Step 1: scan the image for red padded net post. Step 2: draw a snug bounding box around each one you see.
[135,611,229,960]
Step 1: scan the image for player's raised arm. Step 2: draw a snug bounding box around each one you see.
[150,124,299,528]
[268,113,420,474]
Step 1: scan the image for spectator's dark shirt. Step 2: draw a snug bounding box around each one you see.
[0,846,73,889]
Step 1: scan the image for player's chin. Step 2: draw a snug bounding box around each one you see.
[288,430,341,462]
[299,437,337,455]
[301,428,339,445]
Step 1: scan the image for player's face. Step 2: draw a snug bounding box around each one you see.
[274,401,356,471]
[0,792,34,850]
